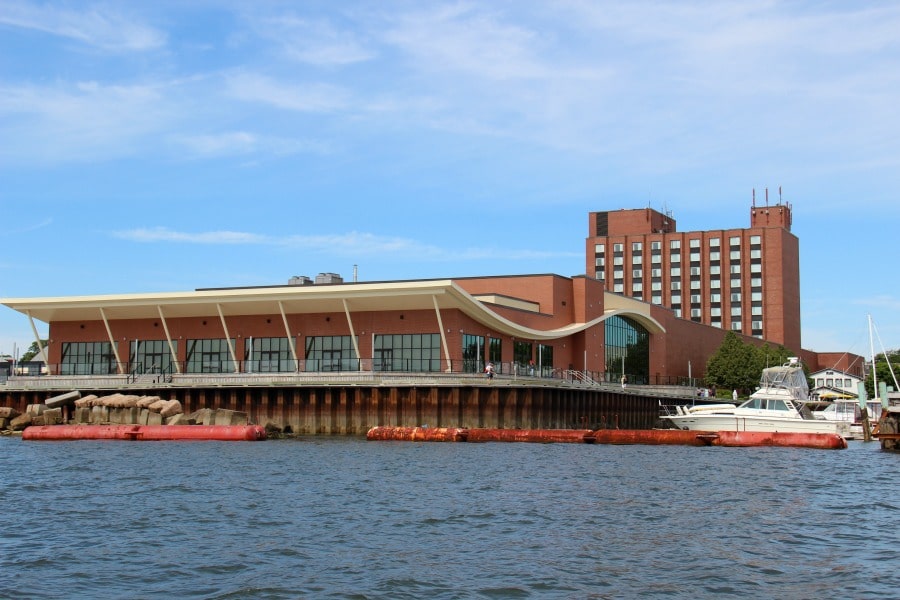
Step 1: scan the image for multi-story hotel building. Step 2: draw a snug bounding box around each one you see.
[586,202,800,352]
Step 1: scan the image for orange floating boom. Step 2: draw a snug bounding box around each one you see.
[365,426,468,442]
[466,428,595,443]
[701,430,847,449]
[22,425,267,441]
[591,429,712,446]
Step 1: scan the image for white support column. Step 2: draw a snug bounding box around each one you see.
[342,299,361,366]
[278,301,300,372]
[157,305,181,374]
[432,295,452,372]
[216,303,240,373]
[25,311,48,369]
[99,307,124,374]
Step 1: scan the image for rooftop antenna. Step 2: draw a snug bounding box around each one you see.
[353,264,358,282]
[765,187,769,206]
[778,185,783,204]
[752,188,756,207]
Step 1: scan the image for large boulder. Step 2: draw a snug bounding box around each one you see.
[159,400,183,418]
[0,407,20,419]
[45,391,81,409]
[9,413,33,431]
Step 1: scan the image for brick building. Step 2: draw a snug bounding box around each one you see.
[586,202,800,351]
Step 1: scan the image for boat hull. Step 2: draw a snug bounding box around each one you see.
[664,414,850,437]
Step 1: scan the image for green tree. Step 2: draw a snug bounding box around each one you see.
[866,350,900,398]
[705,333,803,397]
[20,340,48,363]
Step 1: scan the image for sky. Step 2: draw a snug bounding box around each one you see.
[1,0,899,362]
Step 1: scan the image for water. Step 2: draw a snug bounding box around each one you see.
[0,436,897,599]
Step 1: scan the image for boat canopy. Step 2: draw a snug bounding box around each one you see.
[758,363,809,403]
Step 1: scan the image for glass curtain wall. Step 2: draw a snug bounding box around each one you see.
[375,333,441,372]
[513,341,532,374]
[60,341,117,375]
[129,339,176,375]
[605,315,650,384]
[305,336,359,372]
[462,334,485,373]
[245,337,293,372]
[186,338,236,373]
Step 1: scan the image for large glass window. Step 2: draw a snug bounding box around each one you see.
[513,341,533,371]
[305,335,359,372]
[61,341,117,375]
[462,334,485,373]
[374,333,440,372]
[537,343,554,376]
[489,337,502,365]
[245,336,293,372]
[605,315,650,385]
[186,338,236,373]
[130,339,177,375]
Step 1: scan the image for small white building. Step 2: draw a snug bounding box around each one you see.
[809,368,863,402]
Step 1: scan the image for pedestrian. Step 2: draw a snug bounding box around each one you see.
[485,362,494,380]
[732,389,738,401]
[528,359,535,376]
[621,374,627,390]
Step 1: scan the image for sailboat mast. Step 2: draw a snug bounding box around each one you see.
[868,313,879,402]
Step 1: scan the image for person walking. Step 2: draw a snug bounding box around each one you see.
[485,362,495,380]
[732,389,738,401]
[620,374,627,390]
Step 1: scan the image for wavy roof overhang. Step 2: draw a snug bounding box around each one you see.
[1,279,665,341]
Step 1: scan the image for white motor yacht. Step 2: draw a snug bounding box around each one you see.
[663,358,851,437]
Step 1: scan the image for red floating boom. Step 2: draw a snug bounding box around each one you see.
[591,429,712,446]
[365,426,468,442]
[22,425,267,441]
[701,430,847,449]
[466,428,595,443]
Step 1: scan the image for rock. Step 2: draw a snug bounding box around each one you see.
[10,413,33,431]
[166,413,194,425]
[159,400,182,418]
[45,391,81,409]
[121,395,140,408]
[136,396,161,409]
[214,409,248,426]
[0,407,20,419]
[74,407,91,424]
[146,411,163,426]
[148,399,167,413]
[74,395,98,408]
[43,408,63,425]
[26,404,47,416]
[188,409,215,425]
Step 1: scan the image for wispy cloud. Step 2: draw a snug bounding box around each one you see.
[0,218,53,235]
[225,72,351,112]
[112,227,580,262]
[169,131,331,159]
[0,80,172,164]
[253,15,375,66]
[0,1,165,51]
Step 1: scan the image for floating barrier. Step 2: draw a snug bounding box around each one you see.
[22,425,267,441]
[365,426,846,449]
[466,428,595,443]
[591,429,710,446]
[365,426,468,442]
[697,430,848,449]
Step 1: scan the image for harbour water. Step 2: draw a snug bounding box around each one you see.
[0,436,896,599]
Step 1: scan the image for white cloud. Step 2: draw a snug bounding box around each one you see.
[0,1,165,51]
[255,15,375,66]
[112,227,580,263]
[225,72,351,112]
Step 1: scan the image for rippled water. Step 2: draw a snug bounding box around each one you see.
[1,435,897,599]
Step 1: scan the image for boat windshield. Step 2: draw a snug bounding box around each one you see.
[757,364,809,403]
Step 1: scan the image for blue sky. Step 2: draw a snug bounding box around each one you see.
[1,1,899,361]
